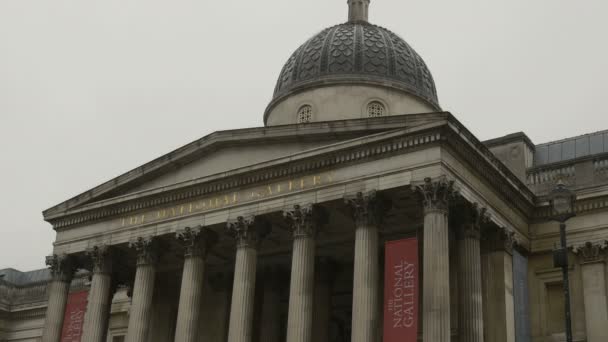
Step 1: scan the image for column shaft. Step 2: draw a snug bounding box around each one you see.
[581,262,608,342]
[481,250,515,342]
[81,272,113,342]
[286,236,316,342]
[41,280,71,342]
[458,235,484,342]
[351,223,379,342]
[227,246,257,342]
[174,255,206,342]
[126,264,156,342]
[423,210,451,342]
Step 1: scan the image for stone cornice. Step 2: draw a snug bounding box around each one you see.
[43,113,450,218]
[46,114,537,230]
[442,128,535,217]
[533,194,608,220]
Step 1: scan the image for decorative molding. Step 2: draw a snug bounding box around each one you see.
[47,116,536,231]
[572,241,608,264]
[344,190,390,227]
[226,216,270,249]
[85,244,112,274]
[456,203,490,240]
[45,254,75,283]
[176,225,218,258]
[443,129,535,217]
[483,226,516,255]
[283,204,327,239]
[48,130,444,229]
[412,176,458,213]
[128,236,160,266]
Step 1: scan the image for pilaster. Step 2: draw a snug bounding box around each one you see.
[313,258,336,342]
[481,226,516,342]
[573,241,608,342]
[259,267,284,342]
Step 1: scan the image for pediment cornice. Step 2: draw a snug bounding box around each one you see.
[44,113,450,218]
[46,115,538,230]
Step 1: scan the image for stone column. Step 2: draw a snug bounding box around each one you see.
[259,267,283,342]
[81,245,114,342]
[126,236,160,342]
[414,177,457,342]
[457,204,488,342]
[574,241,608,342]
[481,227,516,342]
[284,204,325,342]
[226,216,269,342]
[313,258,335,342]
[345,190,386,342]
[42,254,75,342]
[174,226,217,342]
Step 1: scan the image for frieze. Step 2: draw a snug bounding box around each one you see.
[50,131,443,229]
[119,173,334,229]
[48,120,536,231]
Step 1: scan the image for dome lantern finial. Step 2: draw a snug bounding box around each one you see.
[348,0,370,22]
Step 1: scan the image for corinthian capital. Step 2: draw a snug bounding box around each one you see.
[176,226,218,258]
[227,215,270,249]
[457,203,490,240]
[283,204,327,239]
[573,241,608,264]
[129,236,160,266]
[85,244,112,274]
[344,190,390,227]
[45,254,76,282]
[413,176,458,213]
[482,226,516,254]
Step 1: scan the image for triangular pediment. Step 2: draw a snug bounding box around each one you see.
[43,113,450,220]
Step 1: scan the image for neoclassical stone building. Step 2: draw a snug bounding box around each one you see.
[2,1,608,342]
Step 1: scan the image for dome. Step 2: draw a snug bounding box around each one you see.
[264,1,441,125]
[265,23,440,124]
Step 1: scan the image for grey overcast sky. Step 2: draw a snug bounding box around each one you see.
[0,0,606,271]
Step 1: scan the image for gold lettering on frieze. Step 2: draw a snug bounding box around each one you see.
[120,172,334,228]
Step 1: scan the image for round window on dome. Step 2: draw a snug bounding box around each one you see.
[297,105,313,123]
[367,101,386,117]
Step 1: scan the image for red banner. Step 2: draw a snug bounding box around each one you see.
[384,238,419,342]
[60,290,88,342]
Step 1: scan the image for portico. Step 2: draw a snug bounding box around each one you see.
[40,113,534,342]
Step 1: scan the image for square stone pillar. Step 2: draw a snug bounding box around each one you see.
[573,241,608,342]
[481,227,516,342]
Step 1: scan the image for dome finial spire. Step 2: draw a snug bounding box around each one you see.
[348,0,370,22]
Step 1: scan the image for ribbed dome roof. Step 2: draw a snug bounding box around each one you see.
[270,22,440,111]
